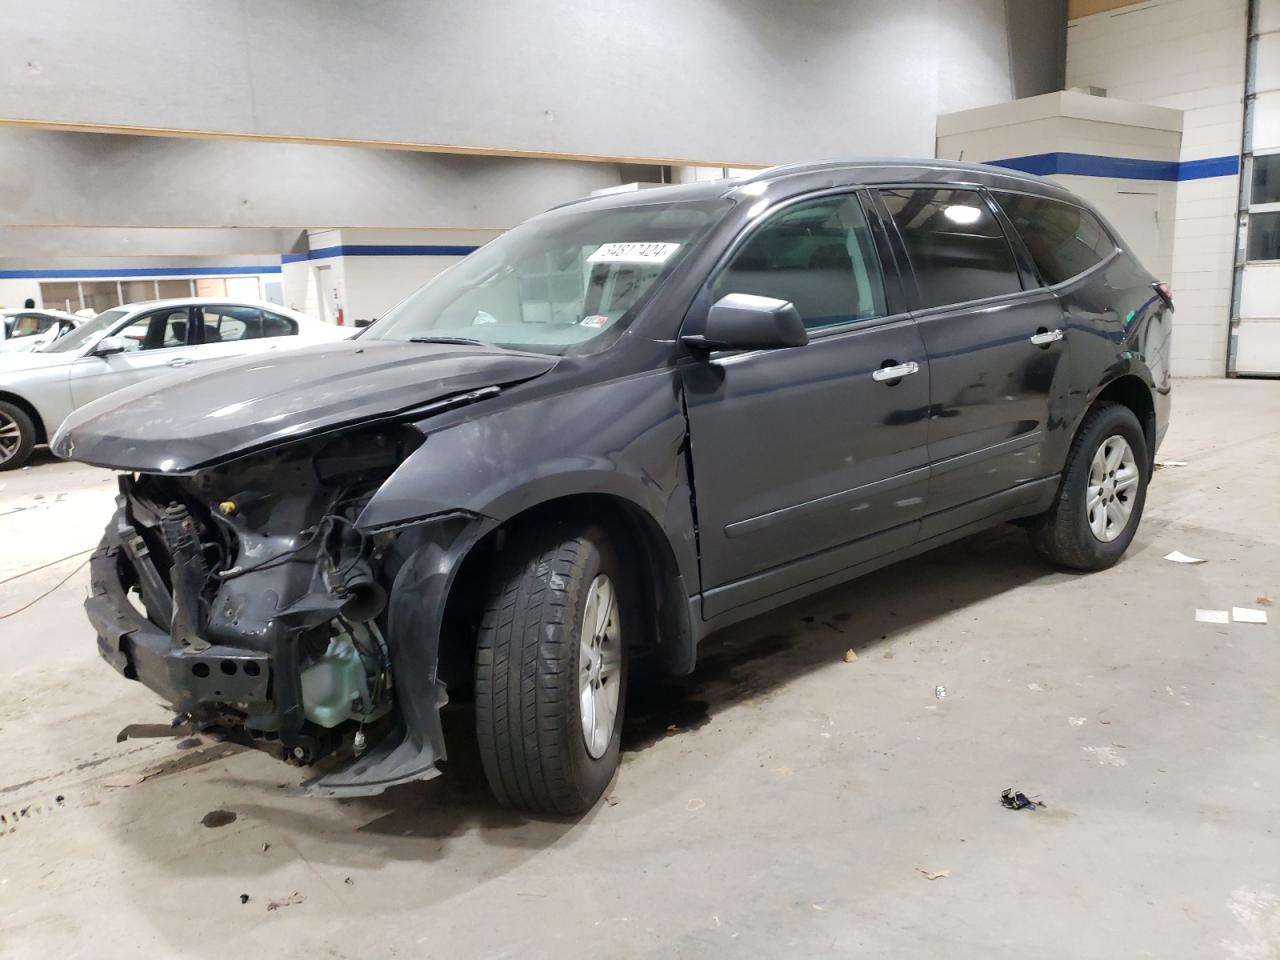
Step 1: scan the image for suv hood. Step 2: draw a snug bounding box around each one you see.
[53,339,558,472]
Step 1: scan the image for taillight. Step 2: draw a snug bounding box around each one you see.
[1154,281,1173,309]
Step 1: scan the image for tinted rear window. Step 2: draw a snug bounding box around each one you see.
[993,192,1116,285]
[878,188,1023,309]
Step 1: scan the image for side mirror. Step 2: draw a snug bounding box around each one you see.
[682,293,809,353]
[91,336,127,357]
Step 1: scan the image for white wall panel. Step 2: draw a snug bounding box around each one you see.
[1068,0,1244,375]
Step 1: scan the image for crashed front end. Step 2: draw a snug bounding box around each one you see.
[87,424,479,797]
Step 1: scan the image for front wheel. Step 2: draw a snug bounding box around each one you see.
[0,401,36,471]
[1029,401,1149,571]
[475,523,627,815]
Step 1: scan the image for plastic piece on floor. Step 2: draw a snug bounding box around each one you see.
[1163,550,1206,564]
[1000,788,1043,811]
[935,684,947,699]
[843,649,858,662]
[1156,458,1188,468]
[1232,607,1268,624]
[1195,609,1229,624]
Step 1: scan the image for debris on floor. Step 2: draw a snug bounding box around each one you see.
[916,868,950,880]
[1068,717,1087,726]
[1163,550,1206,564]
[1000,788,1044,810]
[1155,458,1189,468]
[1257,594,1273,606]
[239,894,250,905]
[843,649,858,663]
[934,685,947,699]
[267,892,305,911]
[1232,607,1268,625]
[1195,609,1229,624]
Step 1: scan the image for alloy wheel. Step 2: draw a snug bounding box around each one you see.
[578,573,622,759]
[0,410,21,466]
[1087,434,1139,542]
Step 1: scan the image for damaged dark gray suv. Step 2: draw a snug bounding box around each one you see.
[57,160,1172,815]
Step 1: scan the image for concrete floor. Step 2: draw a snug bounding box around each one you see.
[1,378,1278,959]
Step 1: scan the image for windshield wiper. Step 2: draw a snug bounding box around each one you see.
[407,336,489,346]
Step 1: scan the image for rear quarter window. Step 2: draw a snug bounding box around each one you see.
[992,192,1117,286]
[263,311,298,337]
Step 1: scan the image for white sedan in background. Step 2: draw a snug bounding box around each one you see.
[0,309,83,354]
[0,298,348,470]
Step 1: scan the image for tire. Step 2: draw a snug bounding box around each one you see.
[0,401,36,471]
[1029,401,1149,571]
[475,523,628,815]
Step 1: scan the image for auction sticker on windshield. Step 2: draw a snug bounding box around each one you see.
[587,242,681,264]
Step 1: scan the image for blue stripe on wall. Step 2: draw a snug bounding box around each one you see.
[0,264,282,280]
[283,243,481,263]
[988,151,1239,181]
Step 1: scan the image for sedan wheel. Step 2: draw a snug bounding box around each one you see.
[0,401,36,471]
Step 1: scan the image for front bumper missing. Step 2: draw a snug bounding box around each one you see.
[87,502,481,798]
[87,547,271,709]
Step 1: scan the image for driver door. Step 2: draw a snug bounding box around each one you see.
[678,191,931,619]
[68,306,197,408]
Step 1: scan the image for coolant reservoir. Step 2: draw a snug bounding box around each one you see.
[300,632,370,729]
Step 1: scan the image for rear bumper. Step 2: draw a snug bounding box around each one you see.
[87,541,272,712]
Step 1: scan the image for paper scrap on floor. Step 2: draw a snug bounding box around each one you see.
[1164,550,1206,564]
[1195,609,1229,624]
[1232,607,1268,624]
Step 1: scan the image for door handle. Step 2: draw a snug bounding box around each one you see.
[872,360,920,382]
[1029,328,1064,346]
[167,357,193,367]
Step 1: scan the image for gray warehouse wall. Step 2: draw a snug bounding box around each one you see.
[1,0,1067,165]
[0,129,625,233]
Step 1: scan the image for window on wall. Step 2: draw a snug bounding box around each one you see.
[1251,154,1280,206]
[877,188,1022,309]
[1247,211,1280,261]
[80,282,123,314]
[122,280,156,304]
[710,193,886,330]
[992,192,1116,285]
[195,278,227,298]
[39,282,81,312]
[158,279,194,299]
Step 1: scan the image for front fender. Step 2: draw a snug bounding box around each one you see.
[356,370,697,586]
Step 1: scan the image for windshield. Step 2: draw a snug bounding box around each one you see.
[44,308,128,354]
[365,196,733,355]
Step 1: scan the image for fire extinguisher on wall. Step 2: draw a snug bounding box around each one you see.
[333,288,345,327]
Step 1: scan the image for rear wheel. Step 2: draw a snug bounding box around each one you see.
[1029,401,1149,571]
[475,523,627,815]
[0,401,36,471]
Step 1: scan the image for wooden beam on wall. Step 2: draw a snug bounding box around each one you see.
[1068,0,1151,18]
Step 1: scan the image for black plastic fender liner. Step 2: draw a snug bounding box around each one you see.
[299,517,485,797]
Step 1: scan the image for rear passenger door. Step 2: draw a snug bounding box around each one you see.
[874,187,1070,531]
